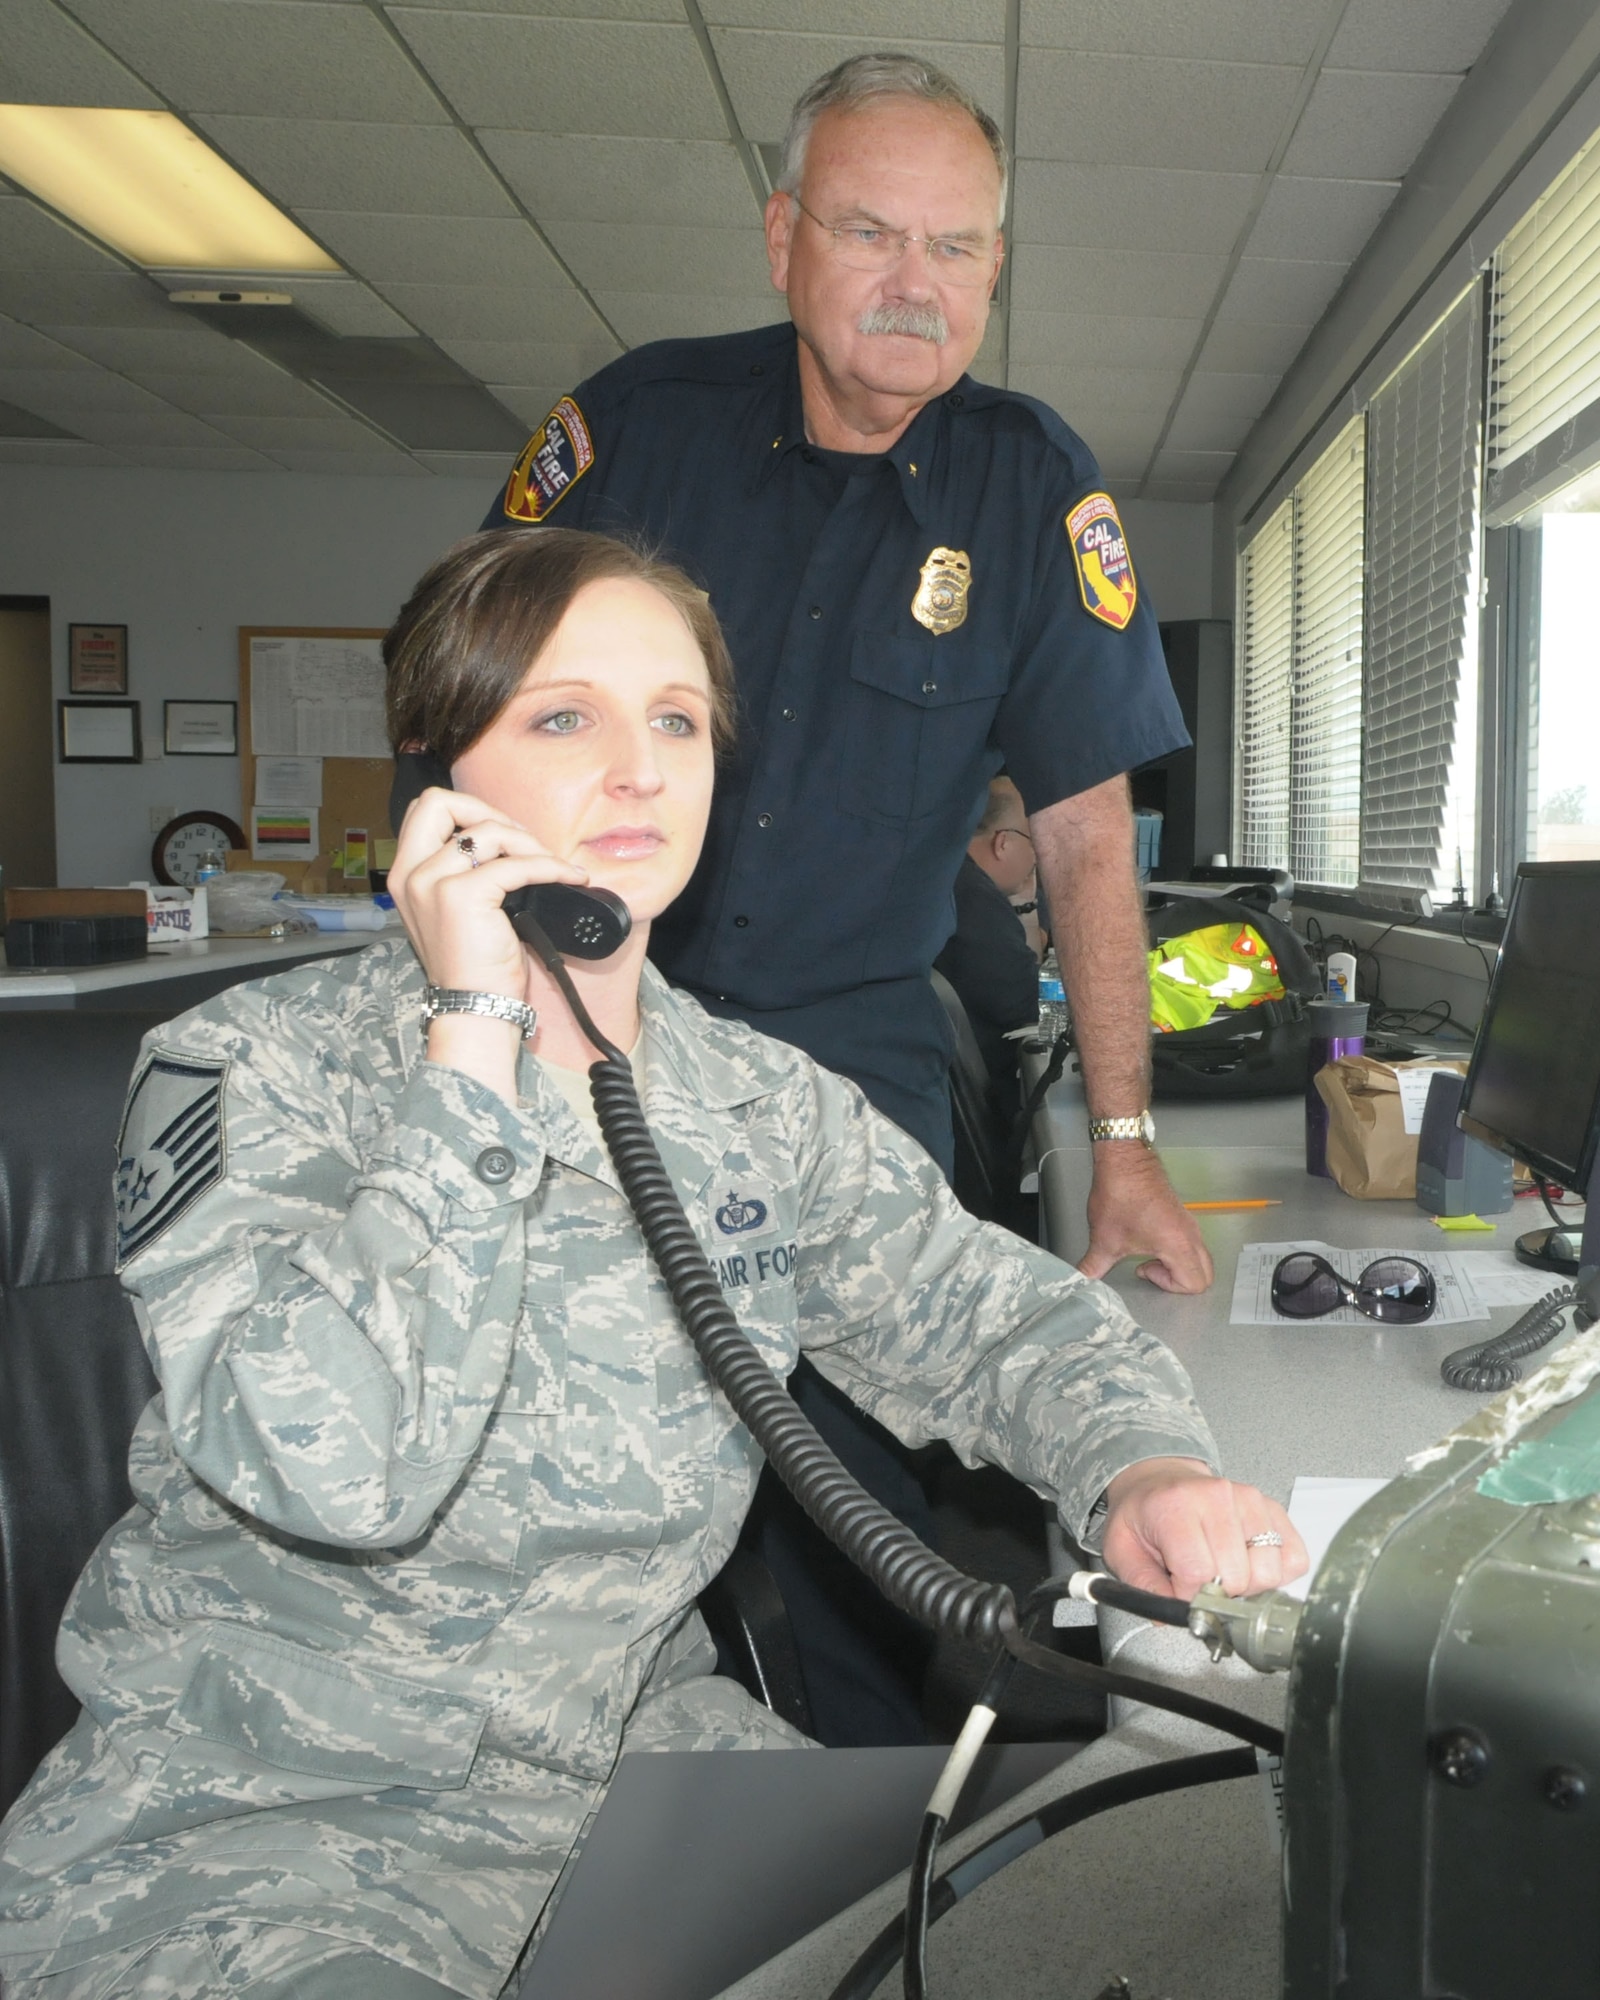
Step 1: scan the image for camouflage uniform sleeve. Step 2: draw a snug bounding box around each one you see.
[117,991,548,1548]
[782,1062,1219,1544]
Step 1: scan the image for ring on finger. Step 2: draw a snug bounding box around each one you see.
[455,833,480,869]
[1244,1530,1283,1550]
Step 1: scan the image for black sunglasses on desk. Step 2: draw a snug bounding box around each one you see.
[1272,1251,1437,1324]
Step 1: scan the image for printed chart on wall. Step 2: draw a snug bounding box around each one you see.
[239,629,393,882]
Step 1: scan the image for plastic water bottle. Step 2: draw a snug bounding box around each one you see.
[194,848,225,887]
[1038,948,1069,1043]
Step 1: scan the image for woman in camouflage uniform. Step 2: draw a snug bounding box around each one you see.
[0,529,1301,1998]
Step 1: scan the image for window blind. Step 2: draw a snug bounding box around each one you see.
[1291,416,1365,888]
[1361,286,1484,893]
[1492,129,1600,473]
[1234,498,1293,871]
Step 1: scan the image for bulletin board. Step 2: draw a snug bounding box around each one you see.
[238,627,394,881]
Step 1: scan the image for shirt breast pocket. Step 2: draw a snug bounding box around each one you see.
[838,628,1011,824]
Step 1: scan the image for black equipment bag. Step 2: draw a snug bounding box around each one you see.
[1145,889,1322,1100]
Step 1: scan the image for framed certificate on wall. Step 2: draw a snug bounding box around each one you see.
[59,699,141,763]
[67,624,129,695]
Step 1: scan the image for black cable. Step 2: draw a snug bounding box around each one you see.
[999,1628,1283,1756]
[827,1749,1257,2000]
[1538,1179,1576,1229]
[1008,1030,1072,1156]
[1440,1284,1577,1392]
[903,1810,942,2000]
[1025,1573,1193,1628]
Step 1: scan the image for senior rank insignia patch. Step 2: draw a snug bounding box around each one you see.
[503,396,594,523]
[1066,493,1138,630]
[911,547,972,634]
[115,1053,227,1265]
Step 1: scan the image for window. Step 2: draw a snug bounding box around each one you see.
[1233,417,1365,888]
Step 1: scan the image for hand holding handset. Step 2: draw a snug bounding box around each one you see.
[501,882,631,961]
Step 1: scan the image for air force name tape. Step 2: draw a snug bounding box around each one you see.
[503,396,594,523]
[115,1053,227,1265]
[1066,492,1138,631]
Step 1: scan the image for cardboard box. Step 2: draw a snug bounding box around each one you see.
[144,884,209,946]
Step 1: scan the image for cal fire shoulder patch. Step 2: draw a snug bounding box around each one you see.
[503,396,595,523]
[115,1052,228,1266]
[1066,492,1138,631]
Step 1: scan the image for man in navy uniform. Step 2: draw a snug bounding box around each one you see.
[462,53,1213,1742]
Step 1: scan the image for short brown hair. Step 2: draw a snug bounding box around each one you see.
[384,526,737,770]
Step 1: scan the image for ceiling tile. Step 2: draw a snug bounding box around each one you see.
[704,0,1002,35]
[1011,246,1229,319]
[0,367,172,416]
[134,368,339,419]
[67,409,239,449]
[0,316,98,370]
[126,444,281,470]
[50,324,282,374]
[1153,447,1238,479]
[213,412,389,451]
[1020,0,1329,66]
[0,0,163,107]
[1215,255,1349,325]
[1012,161,1258,254]
[590,292,784,345]
[433,335,622,384]
[480,133,758,229]
[374,281,612,343]
[297,212,570,289]
[1164,372,1276,449]
[1017,53,1302,172]
[485,383,570,425]
[0,437,129,465]
[542,221,770,296]
[711,31,1003,143]
[388,13,726,137]
[288,278,418,338]
[1247,175,1400,262]
[1279,69,1463,181]
[59,0,448,121]
[1008,310,1203,372]
[197,117,516,217]
[1142,477,1226,501]
[0,197,126,273]
[1004,363,1185,421]
[1325,0,1514,74]
[0,274,193,330]
[390,0,684,15]
[1195,318,1314,374]
[266,448,427,475]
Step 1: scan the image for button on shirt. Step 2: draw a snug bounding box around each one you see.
[485,324,1189,1132]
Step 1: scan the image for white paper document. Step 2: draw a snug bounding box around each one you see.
[249,636,387,758]
[254,755,324,808]
[1394,1064,1460,1134]
[1284,1475,1391,1600]
[1229,1240,1488,1326]
[1460,1251,1572,1309]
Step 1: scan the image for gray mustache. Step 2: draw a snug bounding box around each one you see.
[856,301,950,343]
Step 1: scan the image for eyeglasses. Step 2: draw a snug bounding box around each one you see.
[997,826,1034,847]
[791,197,1000,288]
[1271,1252,1437,1324]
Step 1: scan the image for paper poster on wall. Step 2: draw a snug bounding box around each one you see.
[248,636,388,759]
[255,755,324,808]
[252,807,319,860]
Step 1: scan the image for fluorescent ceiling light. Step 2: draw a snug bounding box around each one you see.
[0,106,337,273]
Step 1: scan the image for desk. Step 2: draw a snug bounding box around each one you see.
[0,930,375,1013]
[712,1075,1565,2000]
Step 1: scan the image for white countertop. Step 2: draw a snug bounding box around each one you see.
[0,927,376,1001]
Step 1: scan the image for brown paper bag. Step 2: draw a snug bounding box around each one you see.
[1313,1055,1468,1199]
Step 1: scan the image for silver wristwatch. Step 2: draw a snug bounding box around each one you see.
[421,986,538,1041]
[1087,1110,1156,1147]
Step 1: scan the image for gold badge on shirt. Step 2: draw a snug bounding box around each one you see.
[911,547,972,634]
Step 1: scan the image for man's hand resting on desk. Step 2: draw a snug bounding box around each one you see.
[1079,1145,1214,1295]
[1102,1458,1307,1600]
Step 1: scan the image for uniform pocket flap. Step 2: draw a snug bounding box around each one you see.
[848,628,1009,708]
[172,1632,487,1790]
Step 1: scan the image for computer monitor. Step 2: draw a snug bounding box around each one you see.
[1458,860,1600,1274]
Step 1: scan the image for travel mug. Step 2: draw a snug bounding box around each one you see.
[1306,998,1369,1177]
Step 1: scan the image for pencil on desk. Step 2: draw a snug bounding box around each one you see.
[1182,1198,1284,1211]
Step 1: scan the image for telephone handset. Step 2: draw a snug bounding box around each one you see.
[502,882,631,961]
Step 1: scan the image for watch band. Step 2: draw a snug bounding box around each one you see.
[1088,1111,1155,1145]
[422,986,538,1041]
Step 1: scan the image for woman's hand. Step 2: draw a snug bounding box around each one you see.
[388,786,590,1098]
[1101,1457,1307,1601]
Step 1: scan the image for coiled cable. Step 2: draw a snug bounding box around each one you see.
[1441,1284,1576,1392]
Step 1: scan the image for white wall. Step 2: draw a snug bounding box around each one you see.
[0,464,496,885]
[0,464,1216,887]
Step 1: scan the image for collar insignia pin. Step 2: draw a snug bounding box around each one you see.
[912,547,971,635]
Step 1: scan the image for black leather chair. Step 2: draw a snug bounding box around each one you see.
[0,1011,161,1819]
